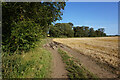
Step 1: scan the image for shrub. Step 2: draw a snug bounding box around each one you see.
[2,20,43,54]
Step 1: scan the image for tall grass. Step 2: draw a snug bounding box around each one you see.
[2,39,52,78]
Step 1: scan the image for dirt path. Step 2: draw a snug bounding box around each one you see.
[60,45,117,78]
[51,40,118,78]
[43,39,68,78]
[43,39,118,78]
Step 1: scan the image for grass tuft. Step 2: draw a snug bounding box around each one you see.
[2,39,52,78]
[58,48,99,80]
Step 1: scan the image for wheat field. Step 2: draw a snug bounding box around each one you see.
[53,37,119,74]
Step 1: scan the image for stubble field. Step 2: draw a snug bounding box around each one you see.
[53,37,119,75]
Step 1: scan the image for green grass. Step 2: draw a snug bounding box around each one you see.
[58,48,99,80]
[2,39,52,78]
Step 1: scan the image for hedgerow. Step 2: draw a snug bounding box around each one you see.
[2,20,43,54]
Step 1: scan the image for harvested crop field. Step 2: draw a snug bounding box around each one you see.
[53,37,119,76]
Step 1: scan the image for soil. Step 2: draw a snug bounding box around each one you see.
[43,39,68,78]
[59,44,118,78]
[43,38,118,78]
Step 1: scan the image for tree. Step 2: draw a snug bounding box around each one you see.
[95,28,106,37]
[73,26,89,37]
[98,28,105,37]
[84,26,89,37]
[49,24,61,37]
[73,26,81,37]
[95,30,101,37]
[49,23,74,37]
[89,28,96,37]
[81,26,89,37]
[2,2,66,53]
[73,26,106,37]
[68,22,74,27]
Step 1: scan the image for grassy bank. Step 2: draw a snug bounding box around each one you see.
[2,39,52,78]
[58,48,98,79]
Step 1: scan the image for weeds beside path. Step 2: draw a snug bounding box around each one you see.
[2,39,52,78]
[58,48,98,79]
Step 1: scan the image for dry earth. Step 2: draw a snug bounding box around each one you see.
[43,39,68,78]
[53,37,119,78]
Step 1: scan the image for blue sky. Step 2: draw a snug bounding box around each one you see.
[55,2,118,35]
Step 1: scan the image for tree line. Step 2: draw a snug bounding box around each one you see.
[2,2,106,54]
[2,2,66,53]
[49,23,106,37]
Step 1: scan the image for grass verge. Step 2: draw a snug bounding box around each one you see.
[2,39,52,78]
[58,48,99,80]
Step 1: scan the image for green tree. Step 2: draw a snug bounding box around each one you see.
[89,27,96,37]
[49,25,61,37]
[96,28,106,37]
[95,30,101,37]
[2,2,66,53]
[49,23,74,37]
[73,26,86,37]
[84,26,89,37]
[73,26,81,37]
[68,22,74,28]
[99,28,105,36]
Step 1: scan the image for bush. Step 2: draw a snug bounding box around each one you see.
[2,20,43,54]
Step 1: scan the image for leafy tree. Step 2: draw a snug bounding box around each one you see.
[49,25,61,37]
[81,26,89,37]
[73,26,86,37]
[68,22,74,27]
[89,27,96,37]
[73,26,106,37]
[95,28,106,37]
[49,23,74,37]
[84,26,89,37]
[79,27,84,37]
[2,2,66,53]
[98,28,105,36]
[95,30,101,37]
[103,33,106,36]
[73,26,81,37]
[2,20,43,53]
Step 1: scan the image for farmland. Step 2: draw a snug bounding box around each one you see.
[53,37,119,75]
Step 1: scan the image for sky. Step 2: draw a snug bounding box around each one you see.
[55,2,118,35]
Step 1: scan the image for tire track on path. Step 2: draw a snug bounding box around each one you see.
[58,43,118,78]
[43,39,68,78]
